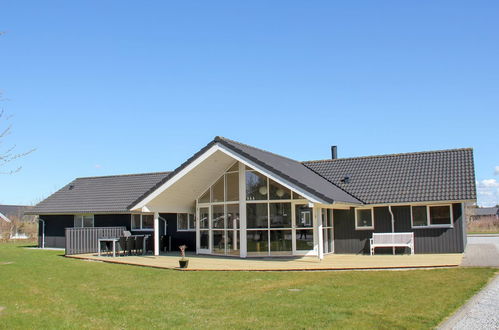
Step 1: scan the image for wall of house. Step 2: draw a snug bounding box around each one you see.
[38,213,194,250]
[161,213,196,252]
[333,203,465,254]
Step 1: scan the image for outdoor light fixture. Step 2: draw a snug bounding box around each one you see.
[276,188,285,197]
[258,186,268,195]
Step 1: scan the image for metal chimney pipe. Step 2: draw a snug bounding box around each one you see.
[331,146,337,159]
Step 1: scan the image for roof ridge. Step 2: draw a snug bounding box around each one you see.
[76,171,171,180]
[302,147,473,163]
[0,204,31,207]
[215,136,301,163]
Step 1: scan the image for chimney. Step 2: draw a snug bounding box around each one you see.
[331,146,337,159]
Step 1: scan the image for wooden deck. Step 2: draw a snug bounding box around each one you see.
[68,252,463,271]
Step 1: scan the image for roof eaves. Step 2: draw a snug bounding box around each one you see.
[216,137,362,204]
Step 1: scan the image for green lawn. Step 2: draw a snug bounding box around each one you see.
[0,242,496,329]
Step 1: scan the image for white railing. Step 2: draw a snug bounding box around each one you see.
[370,232,414,255]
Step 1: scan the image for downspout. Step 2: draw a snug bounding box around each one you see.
[39,218,45,249]
[388,206,395,255]
[158,215,170,252]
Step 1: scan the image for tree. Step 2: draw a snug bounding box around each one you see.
[0,107,35,174]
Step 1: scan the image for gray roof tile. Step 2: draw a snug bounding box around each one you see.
[27,172,170,214]
[303,148,476,204]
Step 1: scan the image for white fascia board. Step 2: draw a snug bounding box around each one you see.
[131,144,221,210]
[216,144,325,204]
[0,212,11,223]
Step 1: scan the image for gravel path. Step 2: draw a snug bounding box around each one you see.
[440,274,499,329]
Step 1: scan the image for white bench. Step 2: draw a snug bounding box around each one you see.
[370,232,414,255]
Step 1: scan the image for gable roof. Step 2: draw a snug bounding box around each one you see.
[470,207,499,216]
[216,137,362,204]
[0,205,35,222]
[303,148,476,204]
[129,137,362,209]
[27,172,171,214]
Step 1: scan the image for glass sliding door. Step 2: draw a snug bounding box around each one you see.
[322,209,334,254]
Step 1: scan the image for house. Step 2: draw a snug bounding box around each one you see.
[0,205,37,239]
[469,207,499,221]
[27,136,476,257]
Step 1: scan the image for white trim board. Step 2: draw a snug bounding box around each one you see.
[131,144,333,210]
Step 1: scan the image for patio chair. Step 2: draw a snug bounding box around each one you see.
[99,240,112,256]
[123,230,132,237]
[126,236,136,255]
[118,237,127,256]
[135,236,144,255]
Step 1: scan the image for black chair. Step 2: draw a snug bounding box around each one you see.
[126,236,136,255]
[135,236,144,255]
[100,240,111,256]
[118,237,127,256]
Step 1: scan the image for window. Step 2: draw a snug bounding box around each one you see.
[177,213,195,231]
[412,205,453,228]
[131,214,154,230]
[355,208,374,230]
[74,215,94,228]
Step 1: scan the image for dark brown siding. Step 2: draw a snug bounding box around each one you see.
[333,203,465,254]
[161,213,196,252]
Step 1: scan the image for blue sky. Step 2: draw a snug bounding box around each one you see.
[1,1,498,206]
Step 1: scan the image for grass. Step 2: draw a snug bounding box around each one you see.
[0,242,496,329]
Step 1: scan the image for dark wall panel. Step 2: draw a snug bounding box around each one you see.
[38,215,74,248]
[161,213,196,252]
[333,204,464,254]
[95,214,131,229]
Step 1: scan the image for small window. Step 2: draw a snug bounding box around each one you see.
[355,208,374,230]
[74,214,94,228]
[412,205,453,228]
[177,213,195,231]
[131,214,154,230]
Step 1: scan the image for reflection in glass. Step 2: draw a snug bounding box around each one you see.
[199,207,209,229]
[247,203,268,228]
[212,205,225,229]
[246,171,268,200]
[200,231,209,249]
[226,230,240,256]
[270,230,292,255]
[227,204,240,229]
[212,230,225,254]
[227,162,239,172]
[269,203,291,228]
[247,230,268,255]
[295,229,314,250]
[296,205,313,228]
[269,179,291,200]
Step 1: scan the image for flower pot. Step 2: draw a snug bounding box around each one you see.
[179,259,189,268]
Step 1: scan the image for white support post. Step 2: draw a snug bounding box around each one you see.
[239,162,247,258]
[316,207,324,260]
[154,212,160,256]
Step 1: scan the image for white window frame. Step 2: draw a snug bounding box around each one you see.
[74,214,94,228]
[355,208,374,230]
[177,213,196,232]
[131,214,154,231]
[411,204,453,229]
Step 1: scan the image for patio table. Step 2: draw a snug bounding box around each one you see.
[98,238,119,257]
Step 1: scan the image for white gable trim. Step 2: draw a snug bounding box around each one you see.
[131,143,328,210]
[216,144,325,204]
[0,212,11,223]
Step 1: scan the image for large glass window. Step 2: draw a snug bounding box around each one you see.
[412,206,427,227]
[247,203,268,229]
[246,171,268,200]
[199,207,209,229]
[212,205,225,229]
[226,204,240,229]
[211,177,225,203]
[225,172,239,201]
[269,179,291,200]
[269,203,291,228]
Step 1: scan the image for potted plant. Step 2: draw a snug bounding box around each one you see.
[178,245,189,268]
